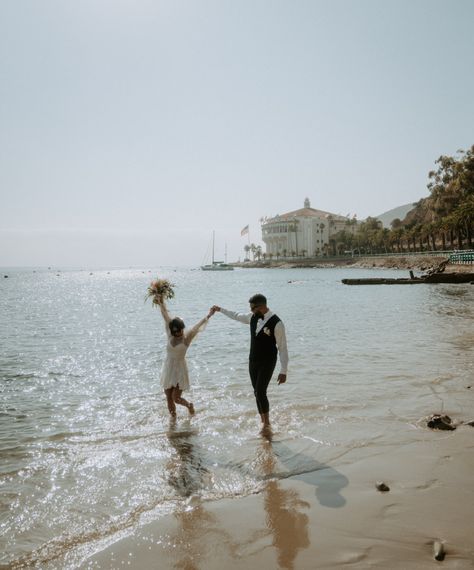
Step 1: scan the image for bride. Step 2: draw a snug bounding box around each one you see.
[156,297,215,417]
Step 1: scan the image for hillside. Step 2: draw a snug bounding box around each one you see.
[375,203,416,228]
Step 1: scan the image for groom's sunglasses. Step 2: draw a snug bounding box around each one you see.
[250,304,263,311]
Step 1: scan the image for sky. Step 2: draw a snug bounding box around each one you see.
[1,0,473,267]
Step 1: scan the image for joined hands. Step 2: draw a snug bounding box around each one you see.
[207,305,220,319]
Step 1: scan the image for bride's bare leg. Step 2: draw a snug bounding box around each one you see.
[172,387,195,415]
[165,389,176,416]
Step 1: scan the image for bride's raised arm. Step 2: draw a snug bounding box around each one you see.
[185,308,215,345]
[157,298,172,331]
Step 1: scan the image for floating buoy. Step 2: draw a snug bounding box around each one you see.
[3,275,8,278]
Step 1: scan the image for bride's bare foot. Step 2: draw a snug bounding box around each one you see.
[188,403,195,415]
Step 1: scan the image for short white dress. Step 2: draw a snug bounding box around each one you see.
[159,303,207,392]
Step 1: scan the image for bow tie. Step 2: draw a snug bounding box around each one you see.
[257,315,264,320]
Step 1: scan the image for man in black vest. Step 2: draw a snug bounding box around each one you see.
[211,294,288,428]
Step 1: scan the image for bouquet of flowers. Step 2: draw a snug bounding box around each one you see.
[145,278,175,306]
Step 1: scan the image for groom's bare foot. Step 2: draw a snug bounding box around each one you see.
[188,403,195,415]
[260,424,273,440]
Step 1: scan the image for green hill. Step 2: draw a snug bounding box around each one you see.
[375,203,416,228]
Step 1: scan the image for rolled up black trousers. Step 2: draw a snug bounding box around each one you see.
[249,359,277,414]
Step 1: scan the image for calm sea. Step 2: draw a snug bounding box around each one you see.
[1,266,473,568]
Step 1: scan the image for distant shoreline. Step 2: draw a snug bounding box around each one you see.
[232,255,473,273]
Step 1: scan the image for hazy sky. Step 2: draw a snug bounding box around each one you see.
[1,0,473,267]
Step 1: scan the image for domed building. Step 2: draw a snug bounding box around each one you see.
[261,198,356,258]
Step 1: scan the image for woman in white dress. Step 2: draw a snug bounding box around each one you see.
[157,298,214,417]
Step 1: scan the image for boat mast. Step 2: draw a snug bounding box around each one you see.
[212,231,215,265]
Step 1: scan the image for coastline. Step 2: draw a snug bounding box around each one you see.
[232,255,473,273]
[81,429,474,569]
[3,265,474,569]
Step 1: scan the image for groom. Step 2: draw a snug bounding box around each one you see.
[211,294,288,428]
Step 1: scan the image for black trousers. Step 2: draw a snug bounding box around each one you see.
[249,359,277,414]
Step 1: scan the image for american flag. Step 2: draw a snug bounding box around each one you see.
[240,225,249,236]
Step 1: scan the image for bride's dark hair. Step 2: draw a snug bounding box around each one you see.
[169,317,185,334]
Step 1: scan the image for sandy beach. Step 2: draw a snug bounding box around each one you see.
[81,426,474,569]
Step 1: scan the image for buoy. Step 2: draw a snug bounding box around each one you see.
[375,481,390,492]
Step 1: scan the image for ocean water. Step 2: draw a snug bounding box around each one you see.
[1,266,473,568]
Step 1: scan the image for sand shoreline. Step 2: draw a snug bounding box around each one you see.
[79,428,474,569]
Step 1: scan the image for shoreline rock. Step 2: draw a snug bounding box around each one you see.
[232,255,472,273]
[426,414,456,431]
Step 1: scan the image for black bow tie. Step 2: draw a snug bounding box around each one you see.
[257,315,264,320]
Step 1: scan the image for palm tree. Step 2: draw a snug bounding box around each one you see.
[391,228,403,253]
[452,196,474,248]
[244,244,251,261]
[250,243,257,260]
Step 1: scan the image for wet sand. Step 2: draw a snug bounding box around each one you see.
[81,428,474,569]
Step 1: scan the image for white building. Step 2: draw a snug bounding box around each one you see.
[261,198,356,258]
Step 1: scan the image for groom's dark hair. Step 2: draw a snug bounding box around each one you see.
[249,293,267,306]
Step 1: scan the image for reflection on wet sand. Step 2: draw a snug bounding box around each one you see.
[169,505,219,570]
[259,437,310,570]
[165,421,224,570]
[162,424,347,569]
[166,419,210,498]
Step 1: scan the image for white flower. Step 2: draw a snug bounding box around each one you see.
[263,327,271,336]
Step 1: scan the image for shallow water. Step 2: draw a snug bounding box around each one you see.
[1,266,473,568]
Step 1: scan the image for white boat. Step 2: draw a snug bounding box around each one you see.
[201,232,234,271]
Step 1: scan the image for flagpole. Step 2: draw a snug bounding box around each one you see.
[240,224,250,261]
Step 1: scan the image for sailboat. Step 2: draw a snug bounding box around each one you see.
[201,231,234,271]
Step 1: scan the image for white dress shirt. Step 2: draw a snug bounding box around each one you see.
[219,308,289,375]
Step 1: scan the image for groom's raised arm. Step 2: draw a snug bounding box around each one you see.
[211,305,251,325]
